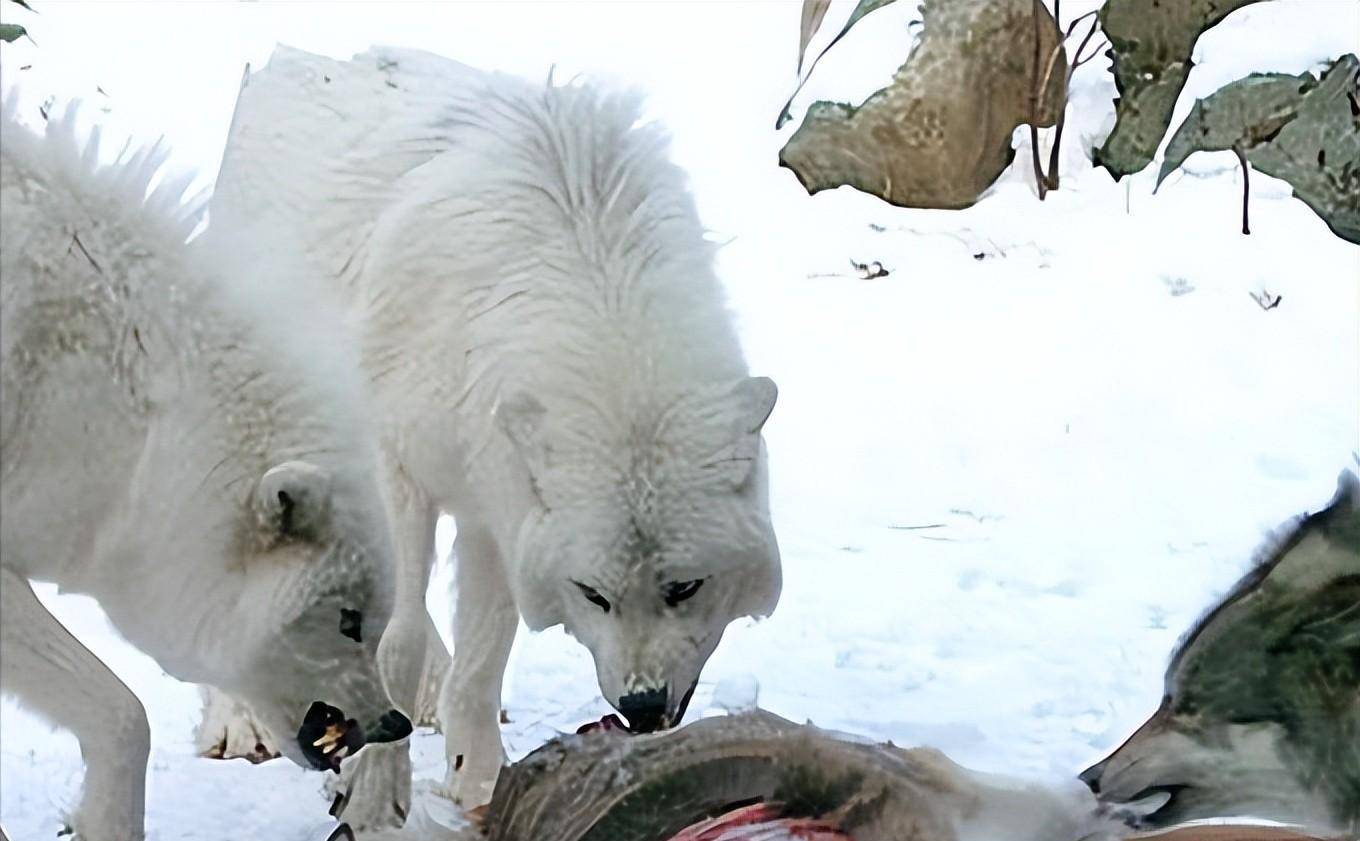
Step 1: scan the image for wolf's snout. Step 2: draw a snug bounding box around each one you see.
[617,686,668,733]
[297,701,366,773]
[1079,760,1105,794]
[296,704,410,773]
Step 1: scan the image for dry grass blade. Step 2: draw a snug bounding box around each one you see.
[797,0,834,77]
[776,0,899,129]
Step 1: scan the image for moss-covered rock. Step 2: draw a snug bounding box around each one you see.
[779,0,1066,210]
[1094,0,1268,179]
[1158,55,1360,244]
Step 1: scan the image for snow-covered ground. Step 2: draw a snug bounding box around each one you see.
[2,2,1357,839]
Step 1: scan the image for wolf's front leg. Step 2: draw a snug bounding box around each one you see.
[438,523,517,807]
[194,685,279,762]
[410,609,451,729]
[0,568,150,841]
[374,462,440,722]
[334,463,435,831]
[326,745,412,835]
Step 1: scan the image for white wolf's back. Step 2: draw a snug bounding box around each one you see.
[212,45,483,305]
[0,103,206,579]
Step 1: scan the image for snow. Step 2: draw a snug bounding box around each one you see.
[708,674,761,715]
[2,1,1357,839]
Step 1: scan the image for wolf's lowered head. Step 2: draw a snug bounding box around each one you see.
[501,377,781,732]
[193,457,411,772]
[1082,470,1360,836]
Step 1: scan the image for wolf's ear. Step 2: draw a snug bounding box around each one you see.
[734,376,778,435]
[710,377,777,488]
[255,461,332,541]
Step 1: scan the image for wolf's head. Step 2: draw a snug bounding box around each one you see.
[200,458,412,772]
[1081,471,1360,834]
[500,377,780,731]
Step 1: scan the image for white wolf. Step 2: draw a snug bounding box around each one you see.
[0,102,411,840]
[211,46,783,817]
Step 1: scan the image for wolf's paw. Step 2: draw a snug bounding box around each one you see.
[330,741,412,832]
[195,686,279,763]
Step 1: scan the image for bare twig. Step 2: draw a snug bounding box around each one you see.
[1071,16,1103,69]
[1042,16,1102,190]
[1233,144,1251,235]
[888,523,947,531]
[1036,34,1069,191]
[1044,117,1066,191]
[1073,40,1109,70]
[1029,0,1050,200]
[1062,9,1099,39]
[1250,289,1282,311]
[1031,3,1106,196]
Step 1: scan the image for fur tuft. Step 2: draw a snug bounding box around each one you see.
[1,97,206,244]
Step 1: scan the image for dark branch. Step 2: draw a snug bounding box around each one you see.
[1030,0,1050,200]
[1233,144,1251,235]
[1062,9,1098,40]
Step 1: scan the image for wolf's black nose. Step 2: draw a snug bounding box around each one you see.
[617,686,668,732]
[297,701,365,773]
[1079,761,1104,794]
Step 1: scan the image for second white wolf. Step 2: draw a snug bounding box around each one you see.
[212,46,783,820]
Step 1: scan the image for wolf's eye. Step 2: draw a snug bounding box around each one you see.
[339,608,363,643]
[573,581,611,613]
[664,579,704,607]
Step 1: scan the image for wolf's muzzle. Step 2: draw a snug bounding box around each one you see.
[616,681,699,733]
[618,686,668,732]
[296,702,411,773]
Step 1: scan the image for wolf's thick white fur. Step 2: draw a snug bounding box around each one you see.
[0,101,405,839]
[214,46,782,816]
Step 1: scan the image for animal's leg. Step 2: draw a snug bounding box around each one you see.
[439,522,517,807]
[0,568,149,841]
[412,610,451,729]
[374,463,441,721]
[194,685,279,763]
[325,745,412,834]
[333,463,436,831]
